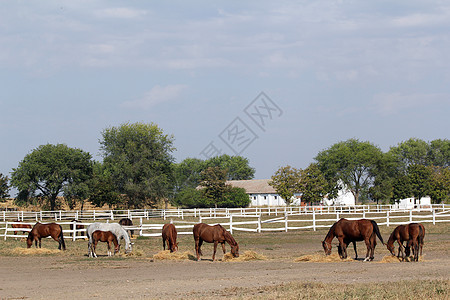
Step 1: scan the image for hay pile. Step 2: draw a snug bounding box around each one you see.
[379,255,425,263]
[152,250,196,261]
[222,250,267,262]
[10,247,61,256]
[294,253,353,262]
[118,249,144,257]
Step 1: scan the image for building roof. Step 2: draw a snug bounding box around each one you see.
[227,179,276,194]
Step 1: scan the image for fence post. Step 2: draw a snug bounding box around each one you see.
[139,217,143,236]
[432,209,436,225]
[313,210,316,231]
[363,210,366,219]
[181,209,184,220]
[409,210,413,222]
[163,210,166,220]
[3,211,5,222]
[54,213,57,221]
[40,211,42,221]
[93,211,96,221]
[4,221,8,240]
[386,211,390,227]
[258,215,261,233]
[199,215,202,224]
[59,210,62,221]
[21,211,24,221]
[72,220,76,242]
[229,215,233,234]
[111,210,114,221]
[194,208,197,218]
[284,212,288,232]
[336,212,340,222]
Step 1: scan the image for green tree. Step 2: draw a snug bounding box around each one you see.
[429,166,450,204]
[407,164,432,204]
[0,173,10,200]
[298,163,328,204]
[100,122,175,208]
[173,158,207,192]
[11,144,93,210]
[269,165,301,205]
[206,155,255,180]
[391,174,412,204]
[389,138,430,172]
[88,162,120,209]
[315,139,383,204]
[428,139,450,167]
[199,166,230,208]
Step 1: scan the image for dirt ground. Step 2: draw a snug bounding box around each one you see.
[1,224,449,299]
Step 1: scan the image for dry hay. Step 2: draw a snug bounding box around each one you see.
[294,253,353,263]
[222,250,267,262]
[378,254,425,263]
[152,250,196,261]
[118,249,144,257]
[10,247,61,256]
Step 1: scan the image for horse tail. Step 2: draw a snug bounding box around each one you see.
[371,220,384,245]
[59,224,66,250]
[418,224,424,245]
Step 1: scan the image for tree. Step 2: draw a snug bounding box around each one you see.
[407,164,432,204]
[11,144,93,210]
[298,163,328,204]
[199,166,230,208]
[173,158,207,192]
[428,139,450,167]
[0,173,10,200]
[429,166,450,204]
[389,138,430,172]
[100,122,175,208]
[88,162,120,209]
[205,155,255,180]
[315,139,383,204]
[269,165,301,205]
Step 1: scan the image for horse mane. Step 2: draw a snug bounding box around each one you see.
[223,230,237,246]
[324,221,337,242]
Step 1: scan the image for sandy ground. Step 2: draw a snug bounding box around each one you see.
[1,227,449,299]
[1,252,449,299]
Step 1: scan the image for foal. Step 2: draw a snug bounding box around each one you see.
[386,223,424,261]
[91,230,120,257]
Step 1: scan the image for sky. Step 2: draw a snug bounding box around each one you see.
[1,1,449,188]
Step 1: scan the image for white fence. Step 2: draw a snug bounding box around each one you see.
[1,204,449,240]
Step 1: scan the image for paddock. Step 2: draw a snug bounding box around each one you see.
[0,222,448,299]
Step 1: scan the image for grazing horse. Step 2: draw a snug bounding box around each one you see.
[91,230,120,257]
[118,218,134,236]
[322,218,384,261]
[69,219,85,237]
[162,223,178,252]
[387,223,424,262]
[86,223,132,257]
[27,222,66,250]
[193,223,239,261]
[11,220,32,236]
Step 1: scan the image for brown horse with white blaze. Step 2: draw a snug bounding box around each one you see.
[193,223,239,261]
[27,222,66,250]
[322,218,384,261]
[91,230,120,257]
[387,223,424,262]
[162,223,178,252]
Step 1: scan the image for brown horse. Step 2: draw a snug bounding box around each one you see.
[322,218,384,261]
[387,223,424,262]
[118,218,134,236]
[69,219,85,237]
[11,220,32,236]
[193,223,239,261]
[91,230,120,257]
[27,222,66,250]
[162,223,178,252]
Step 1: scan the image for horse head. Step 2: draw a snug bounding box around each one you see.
[386,242,395,256]
[322,240,332,255]
[171,242,179,253]
[231,243,240,258]
[26,232,33,248]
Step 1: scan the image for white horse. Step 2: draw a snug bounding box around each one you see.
[87,223,132,257]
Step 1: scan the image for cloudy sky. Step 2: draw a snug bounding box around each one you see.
[1,1,449,186]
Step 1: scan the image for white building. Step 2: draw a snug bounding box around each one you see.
[321,180,356,206]
[227,179,301,206]
[396,196,432,209]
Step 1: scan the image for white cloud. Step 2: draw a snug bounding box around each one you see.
[372,93,448,116]
[122,84,187,109]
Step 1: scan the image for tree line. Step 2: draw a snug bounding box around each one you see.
[0,122,448,209]
[0,122,254,210]
[270,138,449,205]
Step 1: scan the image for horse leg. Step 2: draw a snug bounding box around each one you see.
[221,242,226,255]
[93,240,98,258]
[212,241,218,261]
[337,237,346,259]
[107,241,111,257]
[163,237,166,251]
[352,241,358,260]
[38,238,42,248]
[363,238,371,261]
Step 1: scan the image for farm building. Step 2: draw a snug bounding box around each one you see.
[227,179,301,206]
[321,180,356,206]
[395,196,432,209]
